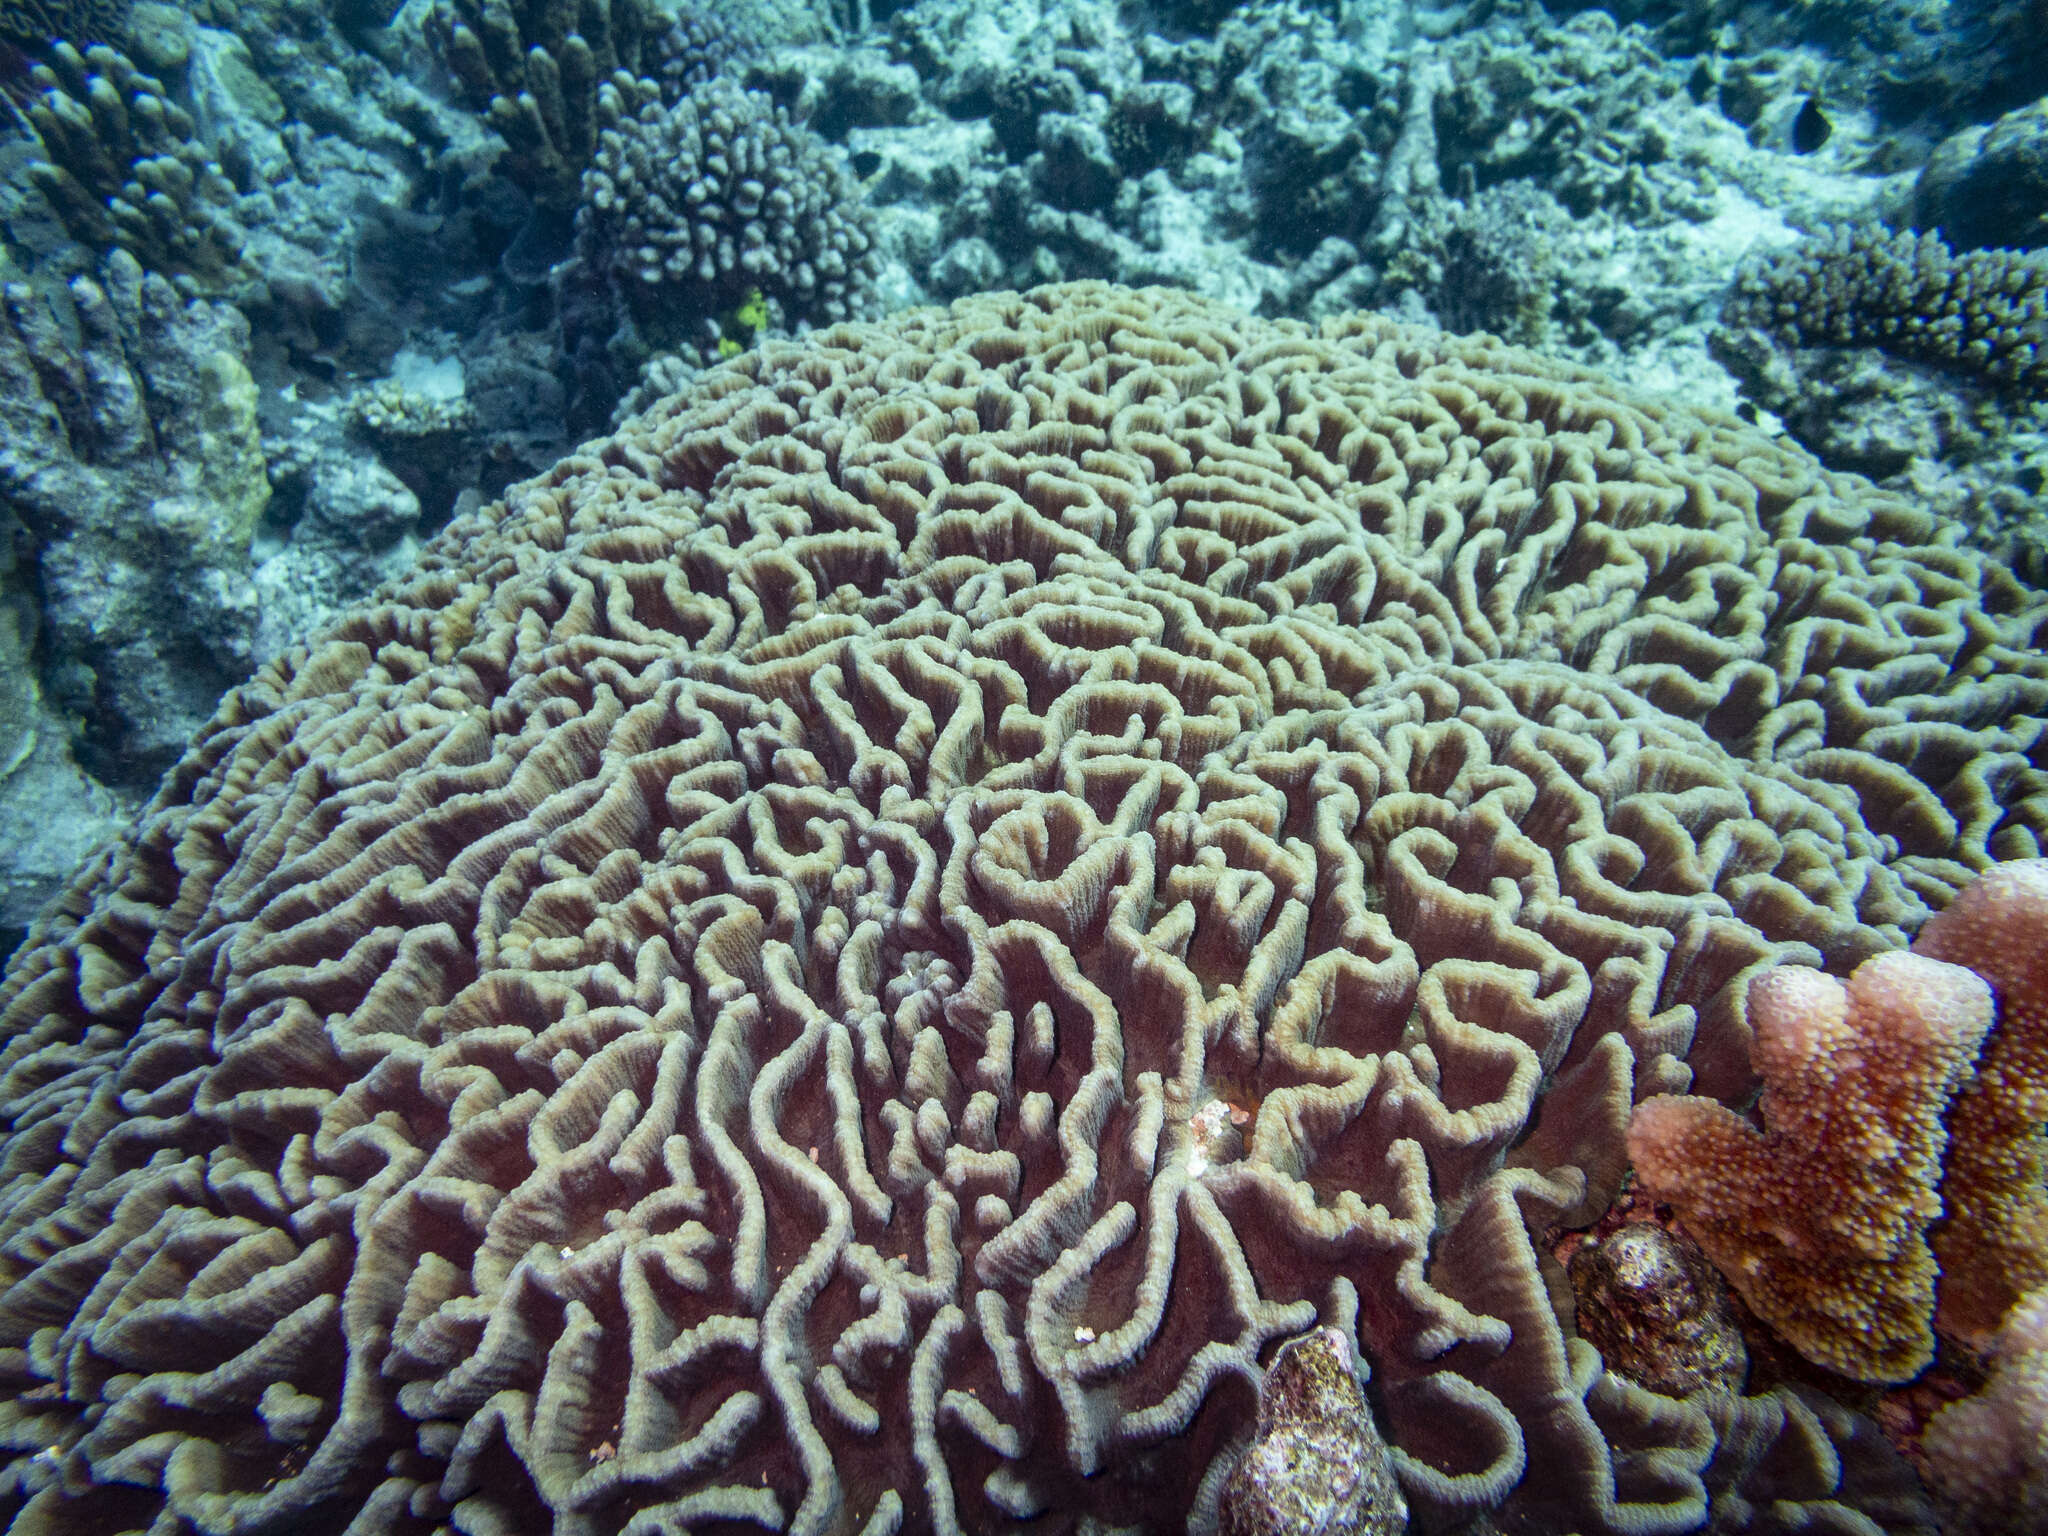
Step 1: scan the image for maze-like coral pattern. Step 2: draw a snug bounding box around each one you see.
[1,282,2028,1534]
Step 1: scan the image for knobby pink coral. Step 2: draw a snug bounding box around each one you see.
[1911,857,2048,1347]
[1923,1285,2048,1533]
[1628,954,1993,1381]
[1629,855,2048,1392]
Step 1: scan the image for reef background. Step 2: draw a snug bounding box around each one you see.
[1,0,2043,958]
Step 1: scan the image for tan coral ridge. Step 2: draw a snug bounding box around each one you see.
[3,280,2036,1533]
[1628,858,2048,1387]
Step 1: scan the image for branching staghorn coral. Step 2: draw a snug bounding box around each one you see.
[1720,222,2048,398]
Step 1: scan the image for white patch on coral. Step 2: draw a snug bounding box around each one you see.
[388,347,467,400]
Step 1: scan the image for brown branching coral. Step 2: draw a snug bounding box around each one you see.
[428,0,654,209]
[19,41,252,297]
[0,280,2025,1532]
[432,0,649,106]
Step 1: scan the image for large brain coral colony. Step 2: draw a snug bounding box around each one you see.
[5,280,2048,1533]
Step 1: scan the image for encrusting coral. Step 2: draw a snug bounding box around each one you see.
[3,279,2029,1531]
[1627,953,1993,1382]
[346,378,480,441]
[0,249,268,784]
[1216,1327,1405,1536]
[1566,1225,1747,1400]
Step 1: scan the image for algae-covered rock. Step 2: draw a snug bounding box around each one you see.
[0,250,264,785]
[1219,1328,1408,1536]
